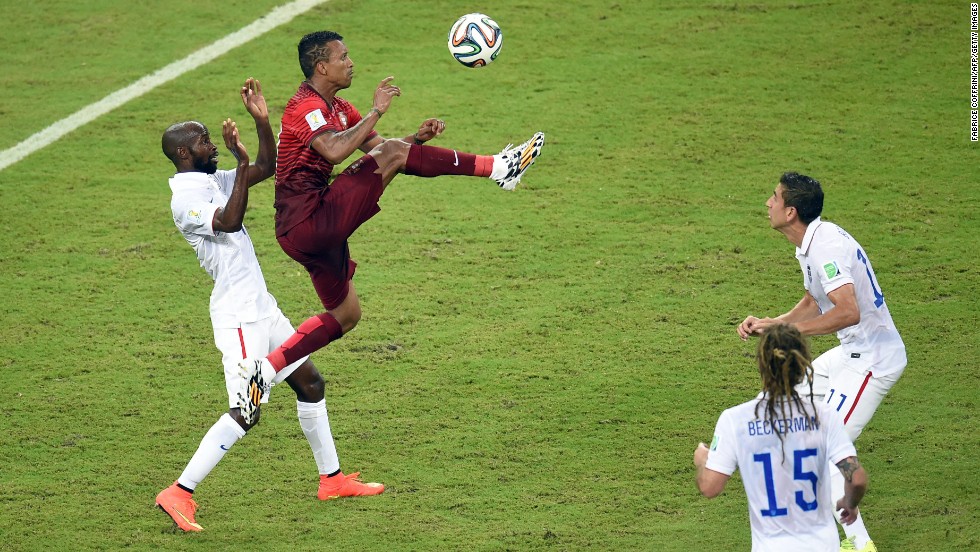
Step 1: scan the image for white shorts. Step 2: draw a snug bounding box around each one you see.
[213,309,308,409]
[796,344,906,441]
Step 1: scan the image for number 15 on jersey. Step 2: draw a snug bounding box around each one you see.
[754,448,819,517]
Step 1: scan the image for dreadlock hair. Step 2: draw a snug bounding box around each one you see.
[754,323,818,460]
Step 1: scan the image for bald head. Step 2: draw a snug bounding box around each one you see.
[162,121,218,174]
[162,121,205,163]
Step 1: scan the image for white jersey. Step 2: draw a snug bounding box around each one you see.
[796,218,905,374]
[169,170,278,329]
[705,395,856,552]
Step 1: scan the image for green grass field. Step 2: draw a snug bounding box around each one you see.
[1,0,977,550]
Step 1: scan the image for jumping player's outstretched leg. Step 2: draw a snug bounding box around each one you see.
[369,132,545,191]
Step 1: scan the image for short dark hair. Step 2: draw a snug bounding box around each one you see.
[779,172,823,224]
[298,31,344,78]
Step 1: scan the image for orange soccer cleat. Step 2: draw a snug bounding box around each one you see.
[317,471,385,501]
[155,482,203,532]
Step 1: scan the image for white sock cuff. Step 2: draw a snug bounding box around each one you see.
[490,155,506,180]
[297,399,327,419]
[220,412,247,438]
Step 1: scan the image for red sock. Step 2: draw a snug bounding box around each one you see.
[266,313,343,371]
[404,143,493,178]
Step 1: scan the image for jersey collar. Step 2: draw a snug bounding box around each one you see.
[796,216,823,256]
[169,171,220,193]
[301,81,336,111]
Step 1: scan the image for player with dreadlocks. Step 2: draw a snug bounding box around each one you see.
[755,323,819,457]
[694,324,869,552]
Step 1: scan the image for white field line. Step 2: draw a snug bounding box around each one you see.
[0,0,329,173]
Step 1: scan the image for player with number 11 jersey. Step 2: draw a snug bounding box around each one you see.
[796,219,905,373]
[737,172,904,552]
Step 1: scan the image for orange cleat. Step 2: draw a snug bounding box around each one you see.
[155,482,203,532]
[317,471,385,501]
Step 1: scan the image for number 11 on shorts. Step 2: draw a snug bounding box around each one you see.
[826,388,847,412]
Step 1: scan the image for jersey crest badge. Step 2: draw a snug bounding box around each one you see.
[305,109,327,131]
[338,112,348,127]
[823,261,840,279]
[710,434,719,451]
[188,209,202,223]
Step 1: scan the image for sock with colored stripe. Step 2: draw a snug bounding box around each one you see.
[404,143,493,178]
[267,313,343,372]
[177,413,246,491]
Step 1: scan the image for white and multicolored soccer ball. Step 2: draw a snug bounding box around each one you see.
[448,13,503,68]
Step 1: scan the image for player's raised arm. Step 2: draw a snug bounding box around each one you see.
[239,78,276,186]
[314,77,400,163]
[211,119,250,233]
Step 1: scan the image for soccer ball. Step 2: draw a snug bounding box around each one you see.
[448,13,503,68]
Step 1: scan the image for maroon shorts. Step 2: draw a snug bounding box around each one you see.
[277,155,383,310]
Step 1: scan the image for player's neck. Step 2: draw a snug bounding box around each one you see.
[779,221,807,248]
[306,79,339,103]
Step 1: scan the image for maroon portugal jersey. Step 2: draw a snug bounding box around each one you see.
[274,82,377,236]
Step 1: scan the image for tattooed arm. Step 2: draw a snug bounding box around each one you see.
[835,455,868,525]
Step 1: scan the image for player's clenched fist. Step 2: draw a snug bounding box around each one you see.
[737,316,760,340]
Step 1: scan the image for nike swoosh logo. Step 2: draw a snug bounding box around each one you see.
[165,502,203,530]
[453,150,459,166]
[220,445,230,451]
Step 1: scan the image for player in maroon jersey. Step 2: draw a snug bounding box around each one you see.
[231,31,544,495]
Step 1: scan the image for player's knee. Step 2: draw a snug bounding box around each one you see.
[229,408,259,432]
[285,361,326,403]
[293,381,324,403]
[371,139,410,169]
[299,370,326,403]
[334,305,362,333]
[347,307,362,329]
[305,376,325,402]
